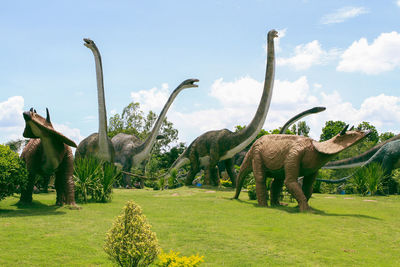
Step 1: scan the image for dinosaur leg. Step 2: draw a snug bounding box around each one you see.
[252,153,268,206]
[270,178,284,206]
[224,158,237,187]
[55,151,76,206]
[283,157,309,212]
[20,172,36,204]
[302,172,317,201]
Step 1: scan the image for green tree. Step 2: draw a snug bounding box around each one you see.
[356,121,379,144]
[108,102,179,153]
[379,132,395,143]
[319,120,347,141]
[290,121,310,136]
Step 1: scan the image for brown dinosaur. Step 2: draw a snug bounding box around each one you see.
[168,29,278,187]
[20,108,77,206]
[234,125,370,212]
[75,38,114,162]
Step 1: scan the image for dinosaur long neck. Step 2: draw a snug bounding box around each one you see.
[324,133,400,168]
[227,34,275,153]
[91,46,111,161]
[133,85,185,166]
[279,107,324,134]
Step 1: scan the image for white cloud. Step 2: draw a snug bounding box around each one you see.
[53,123,85,154]
[277,40,339,70]
[168,76,400,143]
[130,83,170,113]
[0,96,25,144]
[337,31,400,74]
[321,6,369,24]
[397,0,400,7]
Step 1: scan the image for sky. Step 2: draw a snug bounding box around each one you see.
[1,0,400,150]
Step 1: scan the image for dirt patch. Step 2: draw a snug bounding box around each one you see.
[344,197,354,199]
[363,199,378,202]
[171,193,179,196]
[324,196,336,199]
[205,190,216,193]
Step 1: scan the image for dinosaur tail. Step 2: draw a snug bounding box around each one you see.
[167,148,190,175]
[233,147,253,199]
[317,174,353,184]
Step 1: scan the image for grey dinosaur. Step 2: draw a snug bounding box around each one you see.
[318,135,400,184]
[234,125,370,212]
[112,79,199,186]
[168,29,278,187]
[75,38,114,162]
[20,108,77,206]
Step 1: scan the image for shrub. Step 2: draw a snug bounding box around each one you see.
[73,156,101,203]
[247,184,257,200]
[155,250,204,267]
[168,168,179,189]
[94,162,122,202]
[104,201,160,267]
[219,178,232,187]
[0,144,28,201]
[364,163,385,195]
[73,157,121,203]
[351,163,385,195]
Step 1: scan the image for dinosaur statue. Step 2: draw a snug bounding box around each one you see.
[234,125,370,212]
[216,106,326,179]
[75,38,114,162]
[168,29,278,187]
[318,136,400,184]
[112,78,199,186]
[20,108,77,206]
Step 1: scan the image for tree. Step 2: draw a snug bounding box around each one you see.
[379,132,395,143]
[356,121,379,144]
[108,102,179,153]
[319,120,347,141]
[292,121,310,137]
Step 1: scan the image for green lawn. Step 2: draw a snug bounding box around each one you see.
[1,187,400,266]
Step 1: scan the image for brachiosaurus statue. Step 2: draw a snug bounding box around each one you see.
[75,38,114,162]
[168,29,278,187]
[318,134,400,184]
[112,79,199,186]
[20,108,77,206]
[234,125,370,212]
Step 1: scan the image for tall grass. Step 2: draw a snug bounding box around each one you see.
[352,163,385,195]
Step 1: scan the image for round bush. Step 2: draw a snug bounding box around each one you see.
[0,144,28,201]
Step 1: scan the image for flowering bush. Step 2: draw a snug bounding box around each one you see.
[104,201,160,266]
[155,250,204,267]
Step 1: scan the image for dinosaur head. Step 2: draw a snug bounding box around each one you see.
[178,79,199,90]
[268,29,278,39]
[83,38,99,53]
[313,124,370,155]
[22,108,77,147]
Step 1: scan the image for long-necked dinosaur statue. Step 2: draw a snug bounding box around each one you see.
[75,38,114,162]
[112,79,199,186]
[234,125,370,212]
[20,108,77,206]
[318,135,400,184]
[168,29,278,187]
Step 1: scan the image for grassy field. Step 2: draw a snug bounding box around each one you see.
[1,187,400,266]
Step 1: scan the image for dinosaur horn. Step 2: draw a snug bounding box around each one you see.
[46,108,51,123]
[349,125,354,131]
[340,124,349,136]
[30,107,34,112]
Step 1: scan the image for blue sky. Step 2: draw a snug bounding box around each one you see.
[1,0,400,148]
